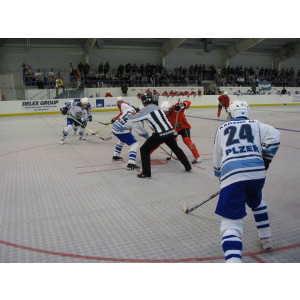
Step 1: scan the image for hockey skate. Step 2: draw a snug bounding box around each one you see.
[260,237,273,250]
[79,136,86,141]
[60,139,65,145]
[192,157,202,164]
[127,163,140,170]
[112,156,123,161]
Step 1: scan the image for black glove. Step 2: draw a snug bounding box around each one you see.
[263,158,270,170]
[111,118,115,123]
[88,115,92,122]
[135,108,140,113]
[174,105,181,112]
[60,107,68,115]
[81,121,87,128]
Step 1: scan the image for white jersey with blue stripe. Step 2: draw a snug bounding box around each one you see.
[112,103,147,135]
[66,99,91,121]
[213,118,281,188]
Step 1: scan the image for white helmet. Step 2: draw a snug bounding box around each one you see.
[229,100,250,118]
[223,91,228,95]
[81,97,89,105]
[161,101,171,112]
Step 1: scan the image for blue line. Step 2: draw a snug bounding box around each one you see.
[186,115,300,133]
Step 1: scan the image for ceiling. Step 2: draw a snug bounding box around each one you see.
[1,38,300,56]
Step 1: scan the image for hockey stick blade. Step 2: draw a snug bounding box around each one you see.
[183,190,220,214]
[98,121,111,125]
[98,136,112,141]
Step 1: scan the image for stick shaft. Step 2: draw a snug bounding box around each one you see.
[186,190,220,214]
[67,114,107,140]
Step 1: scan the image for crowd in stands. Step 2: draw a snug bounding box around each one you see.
[21,62,300,93]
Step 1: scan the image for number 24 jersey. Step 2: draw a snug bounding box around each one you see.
[213,118,281,188]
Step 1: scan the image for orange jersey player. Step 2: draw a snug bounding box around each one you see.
[161,100,202,164]
[217,91,230,117]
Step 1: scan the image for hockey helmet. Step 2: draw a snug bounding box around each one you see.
[229,100,250,118]
[161,101,171,112]
[223,91,228,96]
[81,97,89,105]
[141,93,154,105]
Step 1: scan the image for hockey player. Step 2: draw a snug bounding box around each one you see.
[128,94,191,178]
[213,100,281,263]
[161,101,202,164]
[60,97,92,144]
[111,98,148,170]
[217,91,230,118]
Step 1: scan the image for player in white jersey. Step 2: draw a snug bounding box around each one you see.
[111,99,148,170]
[60,97,92,144]
[213,100,281,263]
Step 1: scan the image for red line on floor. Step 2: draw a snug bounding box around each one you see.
[77,168,125,174]
[0,240,299,263]
[74,162,123,168]
[248,255,265,263]
[192,164,206,170]
[282,144,300,150]
[0,143,57,157]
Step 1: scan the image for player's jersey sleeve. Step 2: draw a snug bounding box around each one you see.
[258,121,281,162]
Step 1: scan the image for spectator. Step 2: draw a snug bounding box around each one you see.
[104,62,110,74]
[105,91,113,97]
[162,90,169,97]
[55,75,65,96]
[77,62,83,73]
[26,65,34,82]
[121,82,128,95]
[48,68,55,88]
[34,69,44,89]
[281,87,287,94]
[69,63,74,81]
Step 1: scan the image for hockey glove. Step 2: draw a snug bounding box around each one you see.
[60,107,68,115]
[81,121,87,128]
[111,118,115,123]
[88,115,92,122]
[140,133,149,139]
[174,105,181,112]
[263,158,270,170]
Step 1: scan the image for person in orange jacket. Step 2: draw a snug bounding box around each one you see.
[217,91,230,117]
[161,100,202,164]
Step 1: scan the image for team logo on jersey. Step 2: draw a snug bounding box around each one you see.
[96,99,104,108]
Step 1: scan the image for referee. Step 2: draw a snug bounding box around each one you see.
[128,93,192,178]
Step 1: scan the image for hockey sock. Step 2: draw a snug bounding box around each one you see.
[183,137,200,158]
[220,218,243,263]
[252,197,271,239]
[217,108,222,117]
[114,141,124,157]
[128,142,138,164]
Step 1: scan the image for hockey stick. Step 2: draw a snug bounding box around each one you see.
[67,114,112,141]
[159,145,178,160]
[91,122,112,135]
[183,190,220,214]
[167,99,180,161]
[98,121,111,125]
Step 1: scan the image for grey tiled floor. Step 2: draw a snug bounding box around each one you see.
[0,106,299,263]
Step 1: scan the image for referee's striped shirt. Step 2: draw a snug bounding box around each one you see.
[128,104,175,136]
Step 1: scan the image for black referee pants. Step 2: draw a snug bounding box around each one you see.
[140,133,191,177]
